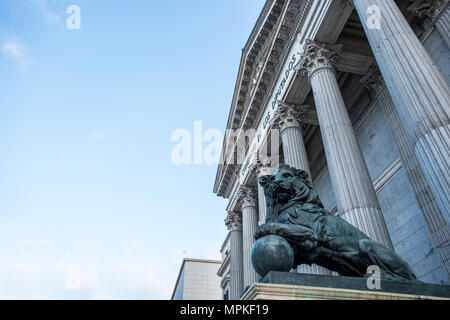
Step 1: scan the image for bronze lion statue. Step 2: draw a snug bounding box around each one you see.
[255,164,418,282]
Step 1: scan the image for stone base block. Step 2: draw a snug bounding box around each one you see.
[241,272,450,300]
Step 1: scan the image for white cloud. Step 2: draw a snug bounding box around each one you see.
[92,129,107,143]
[1,41,31,68]
[43,11,60,25]
[24,0,61,25]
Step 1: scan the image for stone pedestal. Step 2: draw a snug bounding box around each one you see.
[242,272,450,300]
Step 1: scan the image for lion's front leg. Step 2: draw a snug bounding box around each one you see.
[254,223,316,248]
[254,223,281,240]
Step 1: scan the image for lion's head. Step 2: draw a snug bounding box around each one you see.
[258,164,324,208]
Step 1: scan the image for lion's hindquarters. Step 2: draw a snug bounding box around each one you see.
[358,239,418,281]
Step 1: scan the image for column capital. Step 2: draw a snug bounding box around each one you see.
[360,65,385,92]
[296,39,343,79]
[225,212,242,231]
[237,186,258,208]
[407,0,447,21]
[272,101,305,132]
[250,153,272,177]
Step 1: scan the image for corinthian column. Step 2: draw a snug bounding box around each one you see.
[225,212,243,300]
[237,186,260,290]
[362,67,450,278]
[350,0,450,222]
[297,39,393,249]
[272,100,332,276]
[272,102,310,177]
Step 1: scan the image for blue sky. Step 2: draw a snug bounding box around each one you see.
[0,0,265,299]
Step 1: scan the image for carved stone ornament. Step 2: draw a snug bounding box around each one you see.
[250,57,265,94]
[272,101,304,132]
[360,65,385,92]
[407,0,447,21]
[237,186,258,208]
[225,212,242,231]
[250,153,272,178]
[296,39,343,78]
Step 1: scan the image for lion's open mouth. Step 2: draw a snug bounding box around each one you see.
[272,183,295,202]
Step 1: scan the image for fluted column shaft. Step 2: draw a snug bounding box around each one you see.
[281,126,311,176]
[283,127,333,275]
[310,66,392,248]
[238,187,259,290]
[257,183,267,226]
[251,155,272,226]
[280,126,311,176]
[297,40,393,249]
[225,212,243,300]
[241,204,259,287]
[230,229,243,299]
[378,86,450,277]
[351,0,450,220]
[273,102,311,177]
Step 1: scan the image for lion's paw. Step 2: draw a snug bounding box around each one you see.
[254,223,279,240]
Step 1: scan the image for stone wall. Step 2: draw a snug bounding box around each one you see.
[378,169,448,284]
[172,265,185,300]
[182,261,222,300]
[423,28,449,83]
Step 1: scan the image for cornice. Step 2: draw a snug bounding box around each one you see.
[215,0,310,198]
[219,231,231,253]
[220,273,230,289]
[214,0,282,196]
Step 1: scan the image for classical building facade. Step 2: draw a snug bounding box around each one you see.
[213,0,450,300]
[217,232,231,299]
